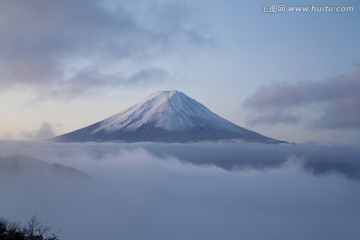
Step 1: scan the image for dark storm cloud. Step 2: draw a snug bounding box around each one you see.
[0,0,204,98]
[1,141,360,240]
[244,66,360,129]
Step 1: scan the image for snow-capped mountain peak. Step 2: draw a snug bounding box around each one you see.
[93,90,240,133]
[55,90,284,143]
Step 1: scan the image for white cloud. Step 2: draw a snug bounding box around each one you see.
[20,122,55,140]
[1,141,360,240]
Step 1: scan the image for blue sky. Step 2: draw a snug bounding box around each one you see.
[0,0,359,143]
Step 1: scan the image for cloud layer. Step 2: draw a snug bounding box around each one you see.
[244,66,360,129]
[1,141,360,240]
[0,0,204,99]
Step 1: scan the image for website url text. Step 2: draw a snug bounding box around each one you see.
[262,5,354,13]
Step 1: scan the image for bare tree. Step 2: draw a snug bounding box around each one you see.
[0,216,58,240]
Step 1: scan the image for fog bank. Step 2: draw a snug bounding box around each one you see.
[0,141,359,240]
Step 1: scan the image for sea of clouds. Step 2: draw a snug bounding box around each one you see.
[0,141,360,240]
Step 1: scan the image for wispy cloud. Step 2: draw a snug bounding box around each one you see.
[45,67,168,100]
[248,111,300,125]
[0,0,206,99]
[244,66,360,129]
[20,122,55,140]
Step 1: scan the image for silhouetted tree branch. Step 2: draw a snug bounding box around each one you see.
[0,216,58,240]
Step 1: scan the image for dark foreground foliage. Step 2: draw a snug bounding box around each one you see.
[0,216,58,240]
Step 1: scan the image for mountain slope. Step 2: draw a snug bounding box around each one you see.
[0,155,90,181]
[54,90,284,143]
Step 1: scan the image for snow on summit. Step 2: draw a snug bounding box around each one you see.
[55,90,284,143]
[93,90,242,133]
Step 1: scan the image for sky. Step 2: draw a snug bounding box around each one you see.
[0,0,359,144]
